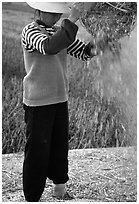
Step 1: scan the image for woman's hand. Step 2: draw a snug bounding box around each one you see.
[68,3,84,23]
[89,40,102,57]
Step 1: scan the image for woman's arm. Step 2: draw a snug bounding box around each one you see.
[21,19,78,55]
[67,39,98,61]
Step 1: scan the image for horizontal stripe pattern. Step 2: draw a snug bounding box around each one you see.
[21,22,91,60]
[67,39,91,61]
[21,22,55,55]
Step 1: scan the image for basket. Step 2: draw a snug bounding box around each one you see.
[80,2,137,54]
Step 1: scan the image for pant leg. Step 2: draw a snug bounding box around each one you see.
[23,104,56,201]
[48,102,69,184]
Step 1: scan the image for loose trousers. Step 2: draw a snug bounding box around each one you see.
[23,102,69,201]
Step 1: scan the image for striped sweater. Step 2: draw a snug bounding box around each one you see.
[21,19,93,106]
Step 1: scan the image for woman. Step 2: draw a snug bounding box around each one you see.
[21,2,98,202]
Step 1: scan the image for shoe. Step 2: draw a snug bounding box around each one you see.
[53,191,74,200]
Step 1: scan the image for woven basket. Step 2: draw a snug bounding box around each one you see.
[80,2,137,54]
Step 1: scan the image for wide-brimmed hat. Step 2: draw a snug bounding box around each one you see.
[27,2,70,14]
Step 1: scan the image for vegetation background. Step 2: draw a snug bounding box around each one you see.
[2,2,137,154]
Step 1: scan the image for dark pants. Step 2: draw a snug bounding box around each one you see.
[23,102,69,202]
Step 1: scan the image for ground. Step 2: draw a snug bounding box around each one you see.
[2,146,137,202]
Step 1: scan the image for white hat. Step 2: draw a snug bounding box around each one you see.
[27,2,70,14]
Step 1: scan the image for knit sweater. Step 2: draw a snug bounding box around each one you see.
[21,19,92,106]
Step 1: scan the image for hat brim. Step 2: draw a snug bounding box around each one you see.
[27,2,70,14]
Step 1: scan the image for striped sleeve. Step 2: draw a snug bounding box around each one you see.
[67,39,92,61]
[21,23,48,55]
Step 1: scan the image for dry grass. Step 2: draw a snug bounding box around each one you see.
[81,2,137,55]
[2,147,137,202]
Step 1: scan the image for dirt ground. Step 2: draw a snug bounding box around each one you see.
[2,146,137,202]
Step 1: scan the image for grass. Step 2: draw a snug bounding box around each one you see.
[2,4,136,154]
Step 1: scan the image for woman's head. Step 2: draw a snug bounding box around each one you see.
[27,2,70,26]
[27,2,70,14]
[35,10,62,27]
